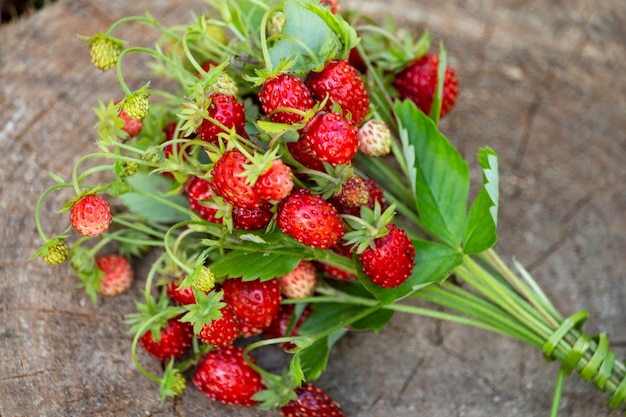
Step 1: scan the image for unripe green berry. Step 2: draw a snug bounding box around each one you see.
[192,266,216,293]
[87,34,124,72]
[209,73,239,97]
[43,239,69,265]
[121,161,138,179]
[267,11,285,37]
[122,91,150,121]
[170,373,186,396]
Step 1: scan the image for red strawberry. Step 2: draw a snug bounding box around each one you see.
[280,383,346,417]
[167,280,200,305]
[197,304,241,348]
[280,260,317,299]
[277,189,345,249]
[287,138,326,172]
[265,304,311,351]
[95,254,133,296]
[70,194,112,237]
[254,159,294,202]
[306,59,370,124]
[139,317,194,361]
[222,277,282,337]
[196,93,247,144]
[359,223,416,288]
[232,203,273,230]
[302,112,358,166]
[186,175,223,223]
[193,345,265,407]
[118,106,143,138]
[259,73,314,124]
[210,149,262,209]
[392,53,459,118]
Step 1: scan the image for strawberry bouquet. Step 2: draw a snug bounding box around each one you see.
[32,0,626,415]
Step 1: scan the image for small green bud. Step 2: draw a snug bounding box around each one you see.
[43,239,69,265]
[122,88,150,121]
[87,34,124,72]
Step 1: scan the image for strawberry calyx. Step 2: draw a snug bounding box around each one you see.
[342,200,396,253]
[179,289,227,335]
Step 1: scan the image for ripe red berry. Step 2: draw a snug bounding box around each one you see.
[259,73,314,124]
[222,277,282,337]
[280,383,346,417]
[118,106,143,138]
[333,178,386,217]
[197,304,241,348]
[196,93,247,144]
[210,149,262,209]
[232,203,273,230]
[95,254,133,296]
[167,280,200,305]
[139,317,194,362]
[193,345,265,407]
[70,194,112,237]
[306,59,370,124]
[302,112,358,166]
[277,189,345,249]
[359,224,416,288]
[392,53,459,118]
[186,175,223,223]
[254,159,294,202]
[287,138,326,172]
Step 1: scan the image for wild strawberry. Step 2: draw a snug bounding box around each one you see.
[122,89,150,121]
[254,159,294,202]
[186,175,223,223]
[199,62,239,97]
[334,174,369,209]
[357,119,392,157]
[167,280,199,305]
[193,345,265,407]
[265,304,311,351]
[278,189,344,249]
[196,93,247,144]
[392,53,459,118]
[280,383,346,417]
[259,73,314,124]
[210,149,262,209]
[348,47,366,73]
[287,138,326,172]
[302,112,358,166]
[139,317,194,361]
[95,254,133,296]
[359,223,416,288]
[197,304,241,348]
[70,194,112,237]
[334,178,386,217]
[306,59,370,124]
[319,0,341,14]
[232,203,273,230]
[222,277,281,337]
[42,238,69,266]
[86,33,123,72]
[280,260,317,299]
[118,106,143,138]
[315,241,357,281]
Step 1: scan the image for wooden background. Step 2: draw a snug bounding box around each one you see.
[1,0,625,416]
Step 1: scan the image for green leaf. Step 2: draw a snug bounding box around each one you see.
[428,43,447,123]
[350,308,394,333]
[358,238,463,304]
[268,0,341,70]
[209,242,306,281]
[289,354,306,386]
[463,147,499,254]
[394,100,469,249]
[118,172,189,224]
[295,329,346,381]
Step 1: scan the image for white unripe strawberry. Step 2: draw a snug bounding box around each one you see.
[357,119,392,157]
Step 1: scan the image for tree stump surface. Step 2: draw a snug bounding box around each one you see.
[1,0,625,416]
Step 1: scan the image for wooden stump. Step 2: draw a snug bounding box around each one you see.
[1,0,624,416]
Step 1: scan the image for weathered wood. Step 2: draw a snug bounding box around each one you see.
[1,0,624,416]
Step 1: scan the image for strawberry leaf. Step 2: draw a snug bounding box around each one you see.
[294,329,346,381]
[428,43,447,124]
[209,241,306,281]
[394,100,469,249]
[463,147,499,254]
[118,172,189,224]
[358,239,463,304]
